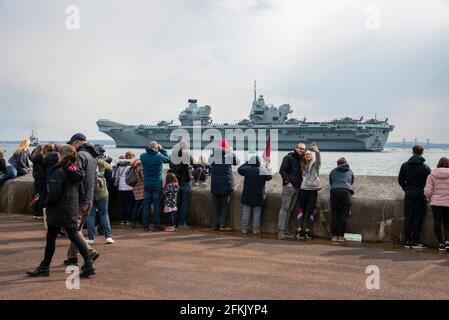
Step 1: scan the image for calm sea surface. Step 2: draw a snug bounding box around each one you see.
[1,143,447,176]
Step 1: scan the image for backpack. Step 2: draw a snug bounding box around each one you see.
[125,166,139,187]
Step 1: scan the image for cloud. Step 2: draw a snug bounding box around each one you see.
[0,0,448,142]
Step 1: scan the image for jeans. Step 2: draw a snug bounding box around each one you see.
[166,210,177,227]
[431,205,449,244]
[119,190,135,222]
[211,194,231,228]
[298,189,318,232]
[404,196,427,243]
[132,199,144,224]
[177,182,192,226]
[143,188,161,229]
[330,188,352,237]
[242,205,262,231]
[87,197,112,240]
[33,178,47,215]
[0,166,29,186]
[43,225,92,267]
[277,185,298,233]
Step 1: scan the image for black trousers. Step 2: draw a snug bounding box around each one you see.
[431,205,449,244]
[119,190,135,221]
[330,189,352,237]
[42,225,92,267]
[211,194,231,228]
[404,196,427,243]
[33,179,47,215]
[298,189,318,231]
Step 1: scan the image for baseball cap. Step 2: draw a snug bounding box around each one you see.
[66,133,87,144]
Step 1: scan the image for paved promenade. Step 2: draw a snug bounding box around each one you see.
[1,213,449,300]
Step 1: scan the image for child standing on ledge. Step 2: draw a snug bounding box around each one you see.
[162,173,179,232]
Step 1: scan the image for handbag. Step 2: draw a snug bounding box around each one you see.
[125,166,139,187]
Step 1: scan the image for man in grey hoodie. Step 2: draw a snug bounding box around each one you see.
[329,157,355,242]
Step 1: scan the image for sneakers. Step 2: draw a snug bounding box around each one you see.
[253,230,261,235]
[331,236,338,242]
[241,229,248,234]
[27,264,50,277]
[143,227,150,231]
[177,224,191,230]
[445,243,449,251]
[305,231,313,240]
[411,242,427,249]
[337,236,346,242]
[438,244,446,252]
[211,226,220,231]
[404,241,412,249]
[295,231,305,240]
[63,257,79,266]
[164,226,176,232]
[219,227,233,232]
[87,239,95,245]
[105,237,115,244]
[120,221,125,226]
[151,226,164,232]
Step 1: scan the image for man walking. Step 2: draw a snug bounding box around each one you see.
[65,133,100,266]
[278,142,306,239]
[140,141,170,231]
[398,145,431,249]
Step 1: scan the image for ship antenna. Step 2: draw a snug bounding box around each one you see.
[254,80,257,102]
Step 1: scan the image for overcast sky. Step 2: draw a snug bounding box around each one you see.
[0,0,448,142]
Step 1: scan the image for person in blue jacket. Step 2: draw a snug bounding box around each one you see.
[140,141,170,231]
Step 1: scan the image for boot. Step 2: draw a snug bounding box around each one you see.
[80,261,96,278]
[27,263,50,277]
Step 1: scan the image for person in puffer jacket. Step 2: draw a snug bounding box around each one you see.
[424,157,449,251]
[26,145,96,278]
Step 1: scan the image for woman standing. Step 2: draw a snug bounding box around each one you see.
[86,157,114,244]
[30,144,53,219]
[114,152,136,225]
[0,139,31,186]
[27,145,95,278]
[297,144,321,240]
[131,159,145,228]
[424,157,449,251]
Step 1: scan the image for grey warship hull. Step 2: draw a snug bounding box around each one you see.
[97,119,393,151]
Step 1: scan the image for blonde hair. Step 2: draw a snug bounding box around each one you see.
[0,148,5,158]
[14,139,30,155]
[199,154,208,164]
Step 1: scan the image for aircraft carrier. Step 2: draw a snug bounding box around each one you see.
[97,84,394,151]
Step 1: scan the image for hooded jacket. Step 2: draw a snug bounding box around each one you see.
[398,155,431,199]
[46,162,84,228]
[140,147,170,189]
[237,156,272,207]
[77,143,99,204]
[209,148,240,195]
[279,151,304,189]
[329,163,355,194]
[424,168,449,207]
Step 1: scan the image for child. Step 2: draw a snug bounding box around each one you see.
[162,173,179,232]
[193,154,210,187]
[237,156,272,235]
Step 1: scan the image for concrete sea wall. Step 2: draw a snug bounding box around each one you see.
[0,172,439,246]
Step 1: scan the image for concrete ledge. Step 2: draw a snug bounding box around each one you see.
[0,172,438,246]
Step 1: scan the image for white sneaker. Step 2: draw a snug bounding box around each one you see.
[87,239,95,245]
[105,237,115,244]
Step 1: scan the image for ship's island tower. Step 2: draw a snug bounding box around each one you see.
[249,81,292,124]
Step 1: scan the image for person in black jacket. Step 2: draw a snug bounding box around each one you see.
[169,140,195,229]
[277,143,306,239]
[65,133,99,266]
[30,144,53,219]
[27,145,96,278]
[209,140,240,231]
[238,156,272,235]
[398,145,431,249]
